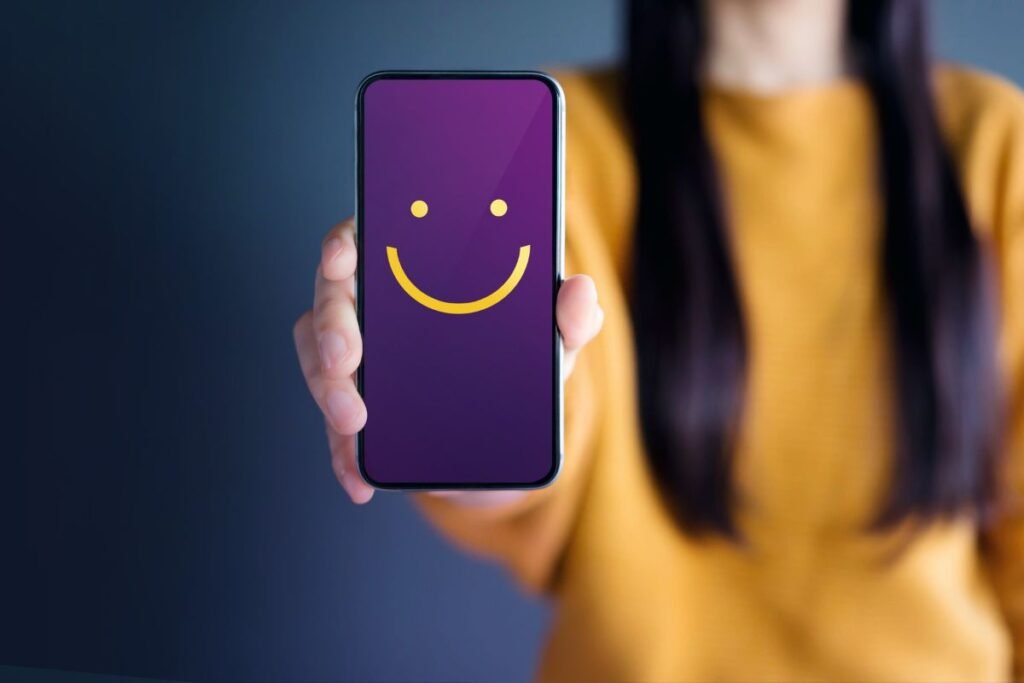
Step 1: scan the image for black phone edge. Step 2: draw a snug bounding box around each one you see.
[353,70,566,491]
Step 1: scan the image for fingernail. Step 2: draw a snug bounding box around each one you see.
[324,237,344,265]
[594,305,605,330]
[326,390,354,430]
[319,331,348,371]
[343,471,373,504]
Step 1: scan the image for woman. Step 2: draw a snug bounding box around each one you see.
[294,0,1024,679]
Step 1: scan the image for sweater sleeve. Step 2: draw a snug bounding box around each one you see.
[978,79,1024,681]
[411,71,622,594]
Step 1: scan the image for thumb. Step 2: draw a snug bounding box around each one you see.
[557,274,603,353]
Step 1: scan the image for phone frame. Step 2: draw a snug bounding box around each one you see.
[353,70,565,490]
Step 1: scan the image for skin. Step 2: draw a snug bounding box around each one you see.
[705,0,847,93]
[294,218,603,505]
[295,0,847,506]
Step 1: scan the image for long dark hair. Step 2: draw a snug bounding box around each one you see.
[626,0,1002,537]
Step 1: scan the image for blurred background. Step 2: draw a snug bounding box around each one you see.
[3,1,1024,681]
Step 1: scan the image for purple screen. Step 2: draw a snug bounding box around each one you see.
[359,75,558,486]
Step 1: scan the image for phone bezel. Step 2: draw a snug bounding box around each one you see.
[353,70,566,490]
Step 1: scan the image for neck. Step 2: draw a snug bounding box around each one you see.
[703,0,848,93]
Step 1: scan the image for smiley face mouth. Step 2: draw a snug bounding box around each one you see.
[386,245,531,314]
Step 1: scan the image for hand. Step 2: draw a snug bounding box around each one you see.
[294,217,604,505]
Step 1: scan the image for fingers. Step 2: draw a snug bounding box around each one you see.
[294,311,367,434]
[313,271,362,379]
[299,218,602,502]
[295,311,372,503]
[314,221,362,380]
[557,275,603,379]
[321,218,357,282]
[557,275,603,350]
[296,217,374,505]
[326,423,374,504]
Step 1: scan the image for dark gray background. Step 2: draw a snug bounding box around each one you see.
[3,1,1022,681]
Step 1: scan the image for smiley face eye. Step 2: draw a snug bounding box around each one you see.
[490,198,508,217]
[410,199,429,218]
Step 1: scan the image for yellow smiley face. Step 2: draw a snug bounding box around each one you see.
[386,198,530,315]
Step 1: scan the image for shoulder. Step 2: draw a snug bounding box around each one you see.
[547,66,625,130]
[544,65,630,197]
[540,66,636,278]
[934,65,1024,239]
[936,64,1024,124]
[934,64,1024,165]
[545,65,631,174]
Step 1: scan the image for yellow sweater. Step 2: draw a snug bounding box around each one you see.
[416,66,1024,682]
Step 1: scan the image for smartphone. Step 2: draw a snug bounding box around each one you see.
[355,71,565,489]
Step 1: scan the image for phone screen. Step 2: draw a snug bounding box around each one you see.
[356,73,562,488]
